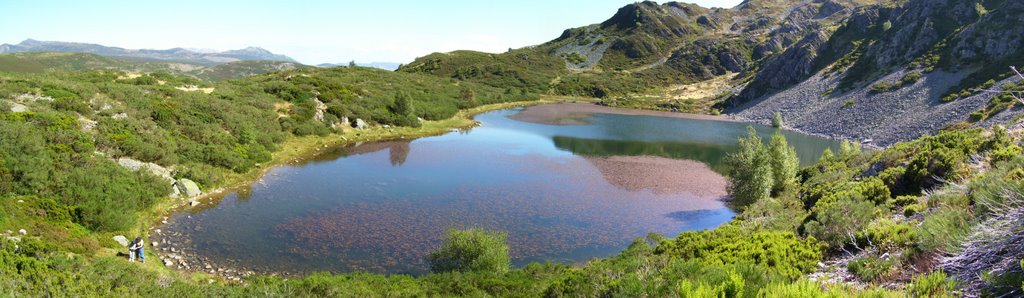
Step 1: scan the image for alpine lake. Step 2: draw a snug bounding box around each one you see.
[154,103,840,276]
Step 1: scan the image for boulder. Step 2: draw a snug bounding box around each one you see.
[8,102,28,112]
[78,117,97,132]
[354,118,367,129]
[175,178,202,198]
[164,259,174,267]
[112,235,130,247]
[17,229,26,235]
[313,99,327,122]
[116,158,174,182]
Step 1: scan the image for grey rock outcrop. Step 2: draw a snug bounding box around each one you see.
[174,179,202,198]
[313,99,327,122]
[116,158,174,182]
[8,102,28,112]
[354,118,367,129]
[113,235,130,247]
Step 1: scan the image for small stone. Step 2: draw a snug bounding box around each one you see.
[152,242,159,247]
[164,260,174,267]
[16,200,23,203]
[189,200,199,207]
[205,264,212,269]
[155,229,161,234]
[17,229,27,235]
[161,220,168,224]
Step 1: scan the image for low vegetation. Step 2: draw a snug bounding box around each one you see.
[2,57,1024,296]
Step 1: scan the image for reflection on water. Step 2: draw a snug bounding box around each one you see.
[159,104,840,275]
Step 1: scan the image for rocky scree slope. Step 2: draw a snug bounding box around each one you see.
[735,0,1024,146]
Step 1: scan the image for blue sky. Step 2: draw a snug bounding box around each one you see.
[0,0,743,64]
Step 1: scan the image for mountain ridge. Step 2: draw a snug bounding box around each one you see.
[0,39,298,66]
[400,0,1024,146]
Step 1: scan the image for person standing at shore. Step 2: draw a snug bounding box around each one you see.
[129,237,145,263]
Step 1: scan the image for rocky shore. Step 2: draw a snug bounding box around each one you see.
[733,70,1024,147]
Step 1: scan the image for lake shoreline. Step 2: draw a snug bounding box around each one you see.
[143,98,836,281]
[143,98,558,280]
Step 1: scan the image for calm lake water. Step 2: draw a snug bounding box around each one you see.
[158,104,839,275]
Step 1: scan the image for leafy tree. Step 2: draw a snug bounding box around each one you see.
[427,228,510,274]
[348,60,357,67]
[725,127,773,207]
[768,132,799,195]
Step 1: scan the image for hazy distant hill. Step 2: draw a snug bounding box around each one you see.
[318,62,402,71]
[0,52,309,82]
[0,39,297,66]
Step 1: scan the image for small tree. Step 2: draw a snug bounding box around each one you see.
[459,88,477,107]
[768,132,799,195]
[838,140,861,157]
[392,92,413,116]
[772,112,784,128]
[348,60,357,67]
[725,127,774,208]
[820,148,835,162]
[427,228,510,274]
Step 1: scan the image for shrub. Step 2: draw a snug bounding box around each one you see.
[655,225,823,279]
[907,271,957,298]
[772,112,783,128]
[858,219,916,252]
[805,196,878,249]
[848,255,895,282]
[916,207,972,254]
[427,228,510,274]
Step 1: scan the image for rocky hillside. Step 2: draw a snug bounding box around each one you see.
[0,39,298,65]
[736,0,1024,146]
[400,0,875,96]
[402,0,1024,146]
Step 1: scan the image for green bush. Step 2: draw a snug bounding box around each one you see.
[907,271,957,298]
[859,219,916,252]
[805,196,878,249]
[916,207,972,254]
[848,255,895,282]
[655,225,823,280]
[427,228,510,274]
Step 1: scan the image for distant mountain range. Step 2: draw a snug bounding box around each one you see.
[318,62,402,71]
[0,39,297,66]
